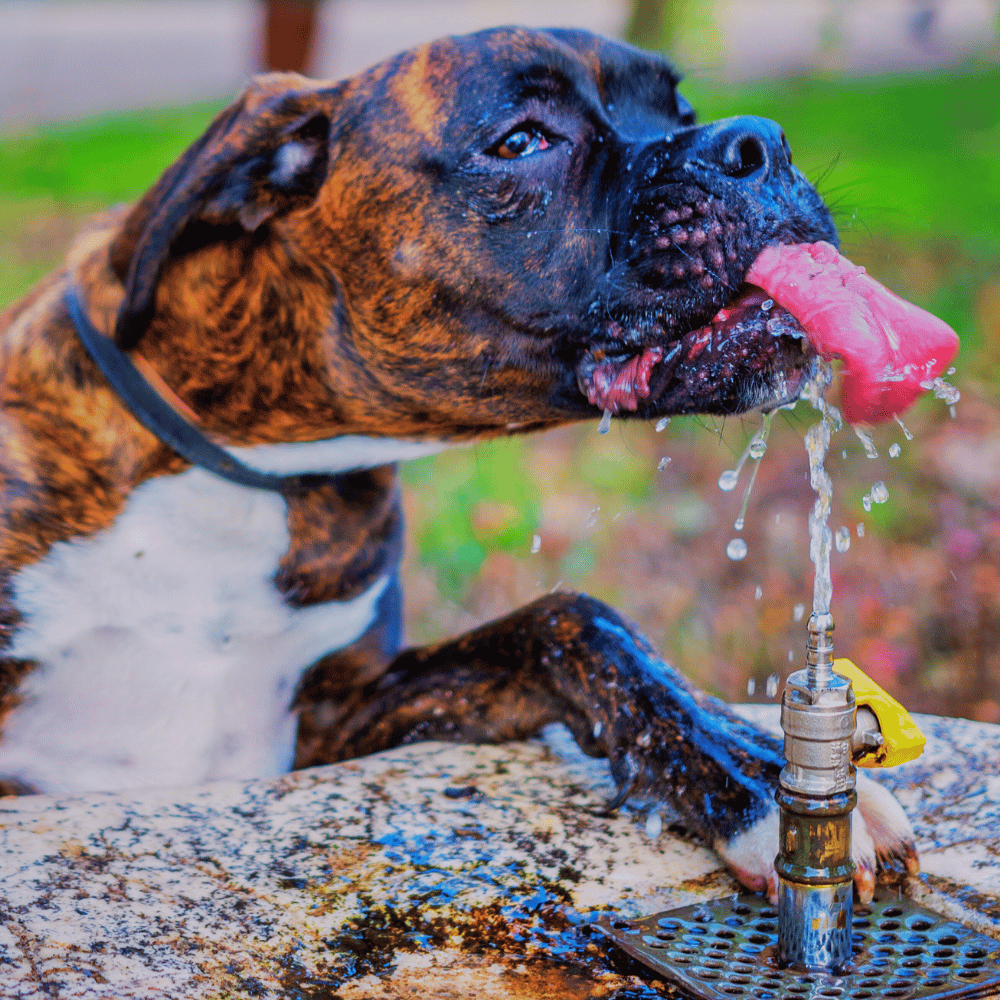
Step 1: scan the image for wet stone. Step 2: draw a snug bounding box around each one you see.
[0,712,999,997]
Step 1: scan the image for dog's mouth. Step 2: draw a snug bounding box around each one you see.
[576,278,815,417]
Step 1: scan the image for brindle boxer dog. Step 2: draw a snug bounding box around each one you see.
[0,27,915,898]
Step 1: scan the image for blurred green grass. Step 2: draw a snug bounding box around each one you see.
[1,66,996,645]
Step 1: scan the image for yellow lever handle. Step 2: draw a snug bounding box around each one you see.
[834,658,926,767]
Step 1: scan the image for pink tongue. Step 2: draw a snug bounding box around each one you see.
[746,241,959,423]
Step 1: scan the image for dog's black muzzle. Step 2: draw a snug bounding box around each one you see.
[604,115,836,318]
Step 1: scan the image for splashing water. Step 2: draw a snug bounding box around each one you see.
[727,538,748,561]
[889,443,901,458]
[893,414,914,441]
[835,526,851,553]
[655,416,671,432]
[801,360,842,616]
[657,456,671,471]
[853,425,878,459]
[597,409,612,434]
[766,673,780,698]
[793,603,806,622]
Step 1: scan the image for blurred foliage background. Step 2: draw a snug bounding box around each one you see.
[1,0,998,720]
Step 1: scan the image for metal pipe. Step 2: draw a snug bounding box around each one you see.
[776,612,856,971]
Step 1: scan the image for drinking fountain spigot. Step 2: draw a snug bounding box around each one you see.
[775,612,858,971]
[598,613,1000,1000]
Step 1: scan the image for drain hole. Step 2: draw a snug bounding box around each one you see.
[850,992,874,999]
[706,949,730,959]
[760,908,777,919]
[654,930,675,940]
[715,930,737,939]
[932,948,955,958]
[687,926,708,935]
[853,919,872,929]
[720,989,745,996]
[755,921,776,933]
[931,959,954,967]
[963,959,986,968]
[855,906,873,918]
[908,918,932,931]
[958,969,983,978]
[733,903,751,915]
[937,935,959,945]
[857,979,881,987]
[881,991,908,998]
[882,906,904,917]
[818,989,842,996]
[657,918,680,930]
[875,933,899,944]
[724,915,745,927]
[669,954,691,964]
[964,948,987,959]
[694,969,720,979]
[612,920,632,929]
[901,948,922,957]
[879,920,901,930]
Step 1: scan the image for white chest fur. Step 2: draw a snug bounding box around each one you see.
[0,466,388,794]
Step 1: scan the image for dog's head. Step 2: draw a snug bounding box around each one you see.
[107,28,835,444]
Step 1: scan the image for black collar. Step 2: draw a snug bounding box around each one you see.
[65,285,332,494]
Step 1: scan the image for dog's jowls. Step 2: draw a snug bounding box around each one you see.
[0,28,916,900]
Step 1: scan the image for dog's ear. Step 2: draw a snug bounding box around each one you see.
[109,73,339,347]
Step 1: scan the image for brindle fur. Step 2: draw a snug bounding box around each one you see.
[0,28,915,880]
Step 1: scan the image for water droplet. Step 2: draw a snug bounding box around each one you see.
[889,443,901,457]
[657,456,671,470]
[597,409,612,434]
[841,449,847,460]
[746,677,757,696]
[857,523,865,538]
[734,515,745,531]
[655,416,671,432]
[755,585,763,600]
[592,720,602,739]
[749,439,767,460]
[787,649,795,663]
[870,481,888,504]
[950,404,957,418]
[893,414,914,441]
[766,673,780,698]
[835,526,851,553]
[718,469,739,491]
[726,538,748,561]
[854,426,878,459]
[760,298,774,311]
[645,811,662,839]
[585,507,600,528]
[947,366,956,375]
[530,534,541,554]
[793,603,805,622]
[863,495,872,512]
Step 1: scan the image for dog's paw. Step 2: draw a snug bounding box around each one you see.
[714,771,919,903]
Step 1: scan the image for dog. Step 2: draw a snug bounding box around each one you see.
[0,27,915,899]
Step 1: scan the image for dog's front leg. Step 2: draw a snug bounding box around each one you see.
[321,593,917,900]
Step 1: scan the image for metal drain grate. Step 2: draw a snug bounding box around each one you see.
[596,890,1000,1000]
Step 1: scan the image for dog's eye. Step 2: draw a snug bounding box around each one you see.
[494,128,551,159]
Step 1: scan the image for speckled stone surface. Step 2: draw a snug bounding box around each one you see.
[1,708,998,999]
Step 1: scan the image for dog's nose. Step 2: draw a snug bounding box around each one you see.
[694,116,792,181]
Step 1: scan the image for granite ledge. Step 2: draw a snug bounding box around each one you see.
[1,707,998,999]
